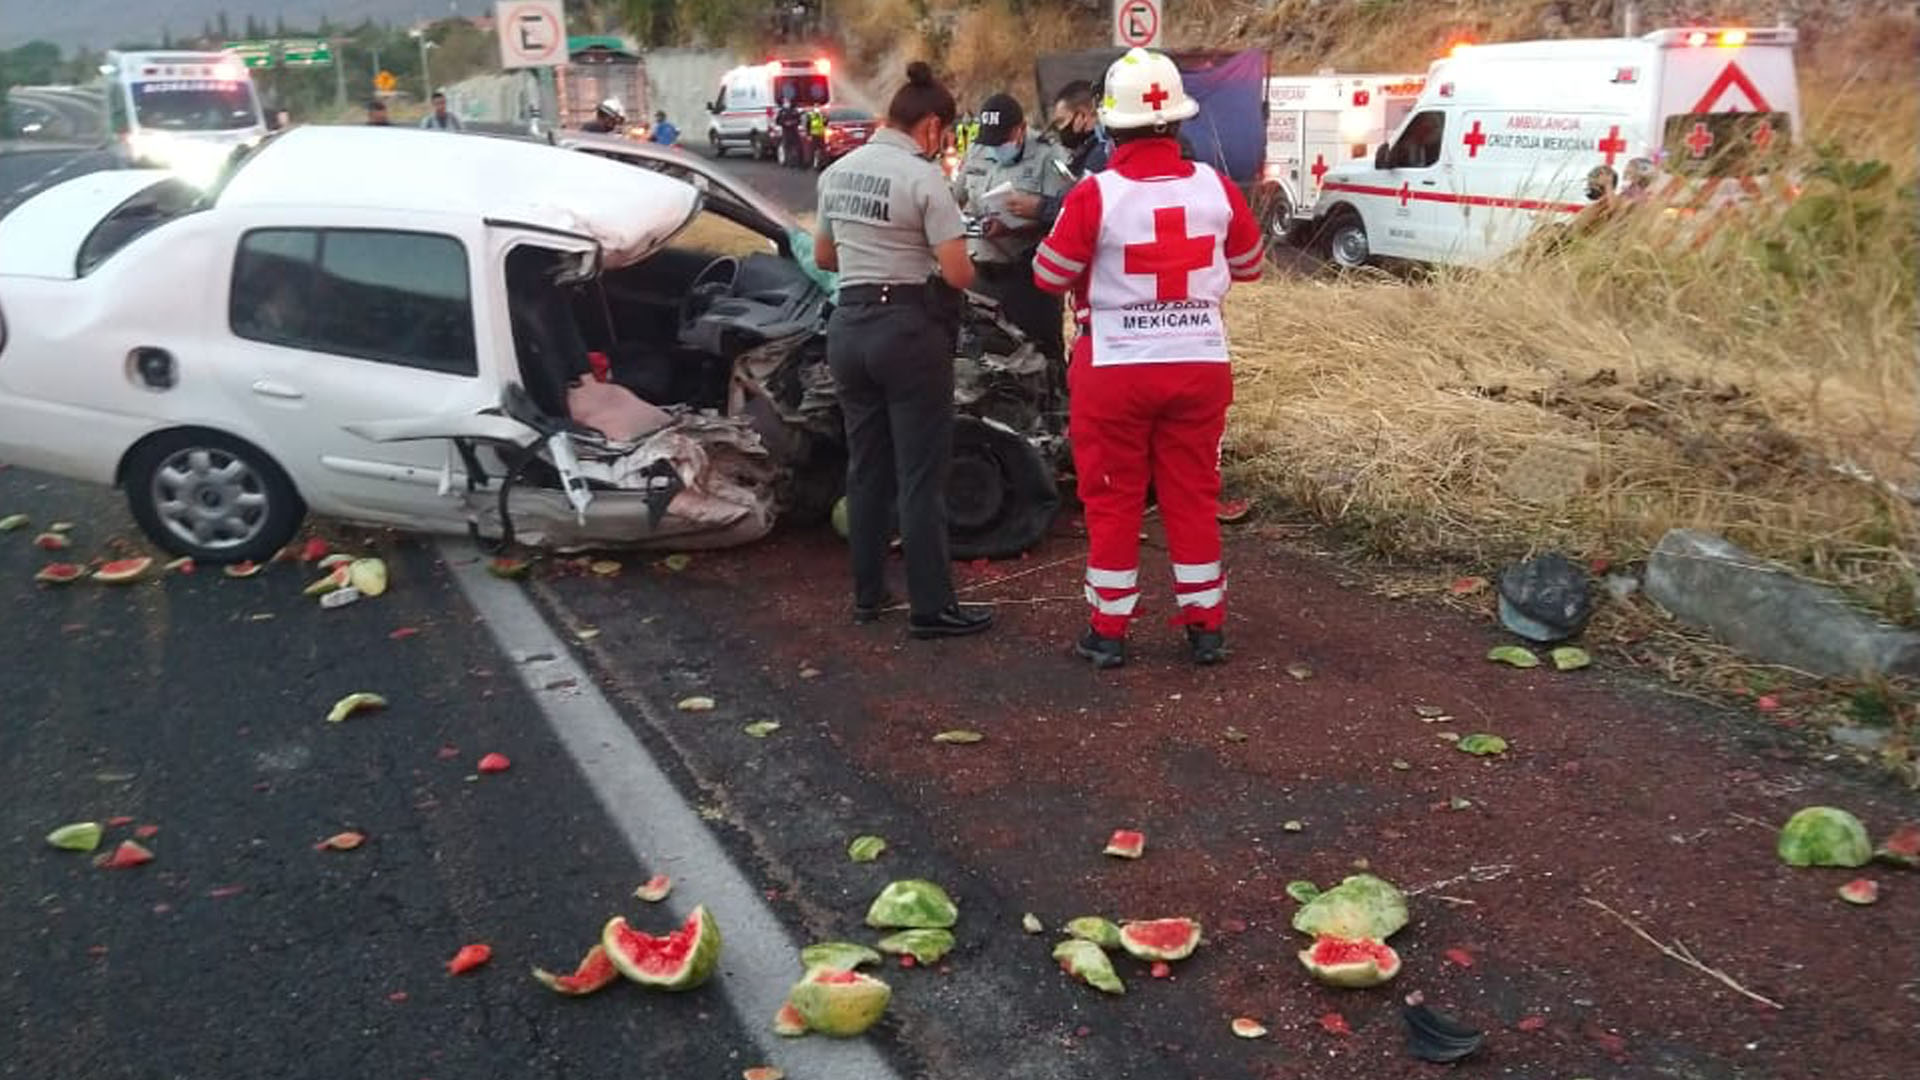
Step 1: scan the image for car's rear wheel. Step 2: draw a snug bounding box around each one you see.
[123,429,304,564]
[945,417,1060,561]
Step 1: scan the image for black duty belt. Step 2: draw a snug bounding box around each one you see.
[971,259,1029,278]
[838,282,932,306]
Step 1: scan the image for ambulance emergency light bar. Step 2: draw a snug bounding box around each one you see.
[1646,27,1798,48]
[763,58,831,74]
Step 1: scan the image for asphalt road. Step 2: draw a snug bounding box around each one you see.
[3,129,1909,1080]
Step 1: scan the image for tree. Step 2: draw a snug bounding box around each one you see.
[216,12,232,42]
[244,16,265,40]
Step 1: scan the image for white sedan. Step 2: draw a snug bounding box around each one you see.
[0,126,1063,565]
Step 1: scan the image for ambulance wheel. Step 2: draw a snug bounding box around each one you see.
[1261,191,1294,247]
[1323,211,1371,269]
[945,417,1060,561]
[710,130,726,157]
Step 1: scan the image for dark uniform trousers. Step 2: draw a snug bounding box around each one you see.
[828,288,959,619]
[972,258,1064,362]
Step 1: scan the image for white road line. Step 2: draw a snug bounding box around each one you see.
[440,539,906,1080]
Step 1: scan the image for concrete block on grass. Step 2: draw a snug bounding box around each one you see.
[1643,529,1920,680]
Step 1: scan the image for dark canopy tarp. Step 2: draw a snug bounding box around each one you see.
[1032,48,1268,184]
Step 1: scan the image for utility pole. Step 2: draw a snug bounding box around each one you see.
[333,38,347,106]
[411,29,437,99]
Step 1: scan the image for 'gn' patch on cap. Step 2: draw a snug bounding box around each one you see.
[981,111,1001,125]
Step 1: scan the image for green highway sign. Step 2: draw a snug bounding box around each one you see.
[222,40,275,69]
[221,39,334,70]
[281,39,333,67]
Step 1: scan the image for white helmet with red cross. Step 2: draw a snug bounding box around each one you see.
[1099,47,1199,130]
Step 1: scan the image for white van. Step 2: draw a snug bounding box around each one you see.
[706,58,833,159]
[1261,72,1426,242]
[102,51,267,185]
[1311,27,1801,267]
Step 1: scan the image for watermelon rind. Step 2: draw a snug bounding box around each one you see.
[601,905,722,991]
[865,879,958,929]
[1778,806,1872,868]
[1298,935,1402,988]
[788,968,892,1035]
[772,1001,809,1037]
[800,942,882,973]
[531,944,619,996]
[1292,874,1410,941]
[874,928,954,965]
[1117,917,1202,961]
[1052,939,1124,994]
[1065,916,1122,948]
[35,563,85,584]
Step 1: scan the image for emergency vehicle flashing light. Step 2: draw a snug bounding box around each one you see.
[814,58,831,74]
[1720,29,1749,47]
[1351,90,1370,107]
[1447,40,1474,58]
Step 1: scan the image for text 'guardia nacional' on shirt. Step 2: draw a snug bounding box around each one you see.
[823,169,894,223]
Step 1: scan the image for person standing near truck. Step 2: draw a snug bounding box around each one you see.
[1033,48,1263,669]
[951,92,1072,363]
[812,61,992,641]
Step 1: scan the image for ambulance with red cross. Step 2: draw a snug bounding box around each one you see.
[1259,72,1427,246]
[1308,26,1802,268]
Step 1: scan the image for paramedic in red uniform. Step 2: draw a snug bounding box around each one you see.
[1033,48,1262,669]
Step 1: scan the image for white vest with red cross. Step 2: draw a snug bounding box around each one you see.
[1086,165,1233,367]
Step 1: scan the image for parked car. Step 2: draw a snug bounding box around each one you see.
[808,106,876,170]
[0,126,1062,563]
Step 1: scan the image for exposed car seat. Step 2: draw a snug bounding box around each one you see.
[505,251,593,421]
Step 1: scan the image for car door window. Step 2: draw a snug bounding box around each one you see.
[1387,110,1446,169]
[232,228,476,376]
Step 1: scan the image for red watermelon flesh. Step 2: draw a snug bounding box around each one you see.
[533,944,619,996]
[94,557,154,584]
[35,563,85,583]
[1118,917,1202,961]
[1299,935,1402,988]
[601,906,721,990]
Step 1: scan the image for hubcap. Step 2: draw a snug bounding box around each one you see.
[1332,224,1369,267]
[151,447,270,550]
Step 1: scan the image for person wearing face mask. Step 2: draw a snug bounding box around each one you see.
[1048,80,1110,177]
[813,61,992,641]
[951,92,1072,363]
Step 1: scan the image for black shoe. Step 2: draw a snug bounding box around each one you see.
[907,604,993,639]
[1187,627,1228,666]
[1074,627,1127,669]
[853,594,896,625]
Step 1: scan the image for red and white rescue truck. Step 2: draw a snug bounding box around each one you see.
[1259,71,1426,245]
[1308,26,1801,268]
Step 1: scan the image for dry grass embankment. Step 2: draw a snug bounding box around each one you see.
[828,2,1917,623]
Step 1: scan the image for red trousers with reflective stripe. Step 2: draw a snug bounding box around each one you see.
[1068,343,1231,638]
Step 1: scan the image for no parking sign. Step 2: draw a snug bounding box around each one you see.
[1113,0,1164,49]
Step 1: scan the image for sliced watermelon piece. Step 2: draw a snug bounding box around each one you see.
[93,557,154,584]
[1103,829,1145,859]
[1117,917,1202,961]
[787,967,891,1035]
[95,840,154,869]
[447,943,492,975]
[772,1000,809,1036]
[1876,822,1920,868]
[1838,878,1880,905]
[602,906,722,990]
[35,563,85,584]
[223,560,264,578]
[633,874,672,902]
[1231,1017,1268,1039]
[164,557,195,575]
[304,563,353,597]
[1052,939,1124,994]
[532,944,619,996]
[1298,935,1403,988]
[33,532,69,551]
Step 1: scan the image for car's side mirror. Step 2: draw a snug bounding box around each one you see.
[707,101,721,114]
[1375,143,1391,170]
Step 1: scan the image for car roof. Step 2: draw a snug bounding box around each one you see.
[216,126,701,266]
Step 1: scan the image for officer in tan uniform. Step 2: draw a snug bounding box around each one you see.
[951,92,1073,362]
[814,62,992,641]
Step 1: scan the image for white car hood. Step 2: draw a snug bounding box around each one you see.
[0,169,176,280]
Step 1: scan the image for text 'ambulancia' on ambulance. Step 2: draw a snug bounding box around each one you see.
[1259,72,1426,245]
[1308,26,1801,268]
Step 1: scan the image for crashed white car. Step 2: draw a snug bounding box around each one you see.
[0,126,1063,563]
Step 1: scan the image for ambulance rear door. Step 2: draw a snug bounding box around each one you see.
[1649,27,1800,205]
